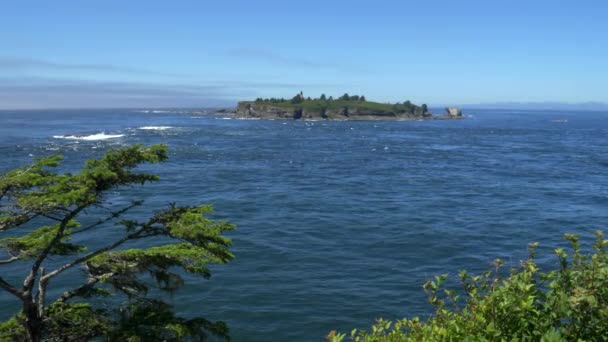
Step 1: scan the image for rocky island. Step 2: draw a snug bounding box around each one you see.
[235,92,463,121]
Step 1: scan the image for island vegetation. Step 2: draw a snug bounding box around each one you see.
[255,92,428,116]
[236,92,455,120]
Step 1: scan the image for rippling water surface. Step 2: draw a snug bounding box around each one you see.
[1,108,608,340]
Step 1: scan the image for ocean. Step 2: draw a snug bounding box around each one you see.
[1,108,607,340]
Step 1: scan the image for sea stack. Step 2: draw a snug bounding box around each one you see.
[446,107,463,117]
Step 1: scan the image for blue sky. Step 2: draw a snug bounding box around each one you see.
[1,0,607,109]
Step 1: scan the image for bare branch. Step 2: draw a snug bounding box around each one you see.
[39,213,62,222]
[37,268,47,317]
[56,274,107,303]
[72,201,143,235]
[0,256,20,265]
[0,276,23,299]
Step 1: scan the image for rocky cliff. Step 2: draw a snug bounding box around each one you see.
[235,102,460,121]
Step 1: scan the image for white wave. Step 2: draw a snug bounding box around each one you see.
[137,126,173,130]
[53,133,125,141]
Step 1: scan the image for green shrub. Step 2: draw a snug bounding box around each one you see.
[329,231,608,342]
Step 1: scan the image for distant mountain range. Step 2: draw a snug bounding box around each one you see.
[458,102,608,111]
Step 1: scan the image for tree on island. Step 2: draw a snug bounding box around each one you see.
[359,96,366,102]
[0,145,235,341]
[320,94,327,101]
[290,93,304,104]
[339,93,350,101]
[421,103,428,114]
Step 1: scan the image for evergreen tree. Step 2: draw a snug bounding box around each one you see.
[0,145,234,341]
[421,103,428,114]
[360,96,366,102]
[320,94,327,101]
[291,94,303,104]
[340,93,350,101]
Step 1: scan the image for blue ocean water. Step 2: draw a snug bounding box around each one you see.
[1,108,607,340]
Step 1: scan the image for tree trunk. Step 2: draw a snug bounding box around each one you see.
[23,296,42,342]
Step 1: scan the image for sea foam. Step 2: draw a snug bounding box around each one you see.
[53,133,125,141]
[137,126,173,130]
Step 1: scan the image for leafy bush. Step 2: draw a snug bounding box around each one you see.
[328,231,608,341]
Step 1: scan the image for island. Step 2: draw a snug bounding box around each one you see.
[234,92,463,121]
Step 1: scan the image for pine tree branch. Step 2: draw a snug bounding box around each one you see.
[23,205,87,294]
[0,211,37,231]
[0,276,23,299]
[42,226,157,282]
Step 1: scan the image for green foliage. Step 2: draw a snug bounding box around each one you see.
[44,302,109,341]
[329,231,608,341]
[0,144,234,341]
[107,300,229,342]
[0,221,86,259]
[247,93,426,116]
[0,314,26,341]
[1,301,223,342]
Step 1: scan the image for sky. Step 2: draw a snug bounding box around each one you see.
[1,0,607,109]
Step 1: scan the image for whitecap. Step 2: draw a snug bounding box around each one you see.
[53,133,125,141]
[137,126,173,130]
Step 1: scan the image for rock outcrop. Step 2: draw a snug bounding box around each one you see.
[446,107,463,117]
[235,102,447,121]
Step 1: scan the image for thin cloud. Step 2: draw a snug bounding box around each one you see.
[0,77,343,109]
[226,48,348,70]
[0,56,184,77]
